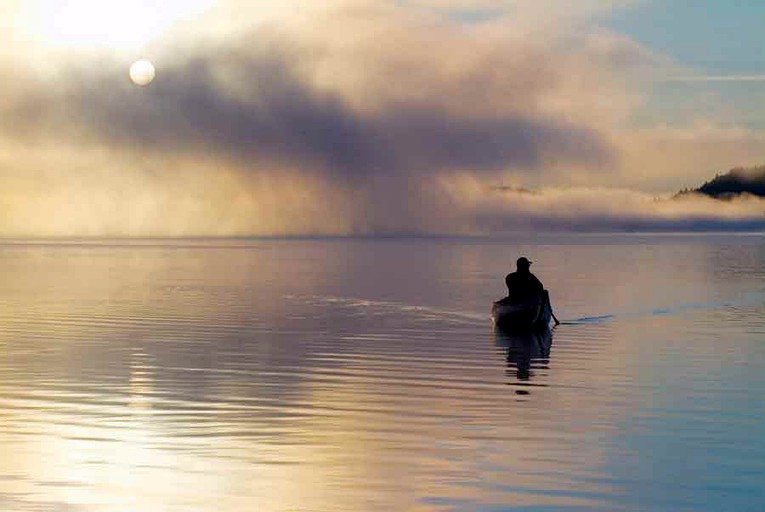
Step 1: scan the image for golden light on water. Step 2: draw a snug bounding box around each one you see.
[130,59,156,86]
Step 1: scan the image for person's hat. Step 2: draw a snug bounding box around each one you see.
[517,257,532,266]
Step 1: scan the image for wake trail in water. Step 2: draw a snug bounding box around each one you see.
[560,315,614,325]
[289,292,763,328]
[561,293,763,325]
[286,294,488,326]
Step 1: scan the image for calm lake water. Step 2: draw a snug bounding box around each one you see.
[0,235,763,511]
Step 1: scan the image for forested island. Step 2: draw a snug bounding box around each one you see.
[680,166,765,199]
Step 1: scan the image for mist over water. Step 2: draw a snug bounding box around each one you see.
[0,234,763,511]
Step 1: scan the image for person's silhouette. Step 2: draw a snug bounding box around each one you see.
[505,257,543,300]
[504,257,560,326]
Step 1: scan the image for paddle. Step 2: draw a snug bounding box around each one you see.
[544,290,561,326]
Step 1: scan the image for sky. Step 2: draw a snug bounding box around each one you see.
[1,0,764,236]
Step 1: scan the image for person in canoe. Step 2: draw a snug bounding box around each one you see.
[505,257,543,300]
[503,257,560,326]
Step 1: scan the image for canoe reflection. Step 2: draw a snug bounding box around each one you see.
[494,324,553,383]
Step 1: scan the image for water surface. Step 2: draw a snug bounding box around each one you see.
[0,235,763,511]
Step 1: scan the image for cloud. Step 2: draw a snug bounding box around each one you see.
[449,178,765,232]
[2,8,615,182]
[401,0,641,25]
[0,0,761,236]
[613,124,765,192]
[656,75,765,83]
[10,56,608,179]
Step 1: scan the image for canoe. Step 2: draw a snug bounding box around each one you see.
[492,294,551,331]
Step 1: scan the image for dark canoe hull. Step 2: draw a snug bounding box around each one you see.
[492,296,551,331]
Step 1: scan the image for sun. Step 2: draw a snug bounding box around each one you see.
[20,0,216,50]
[130,60,156,86]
